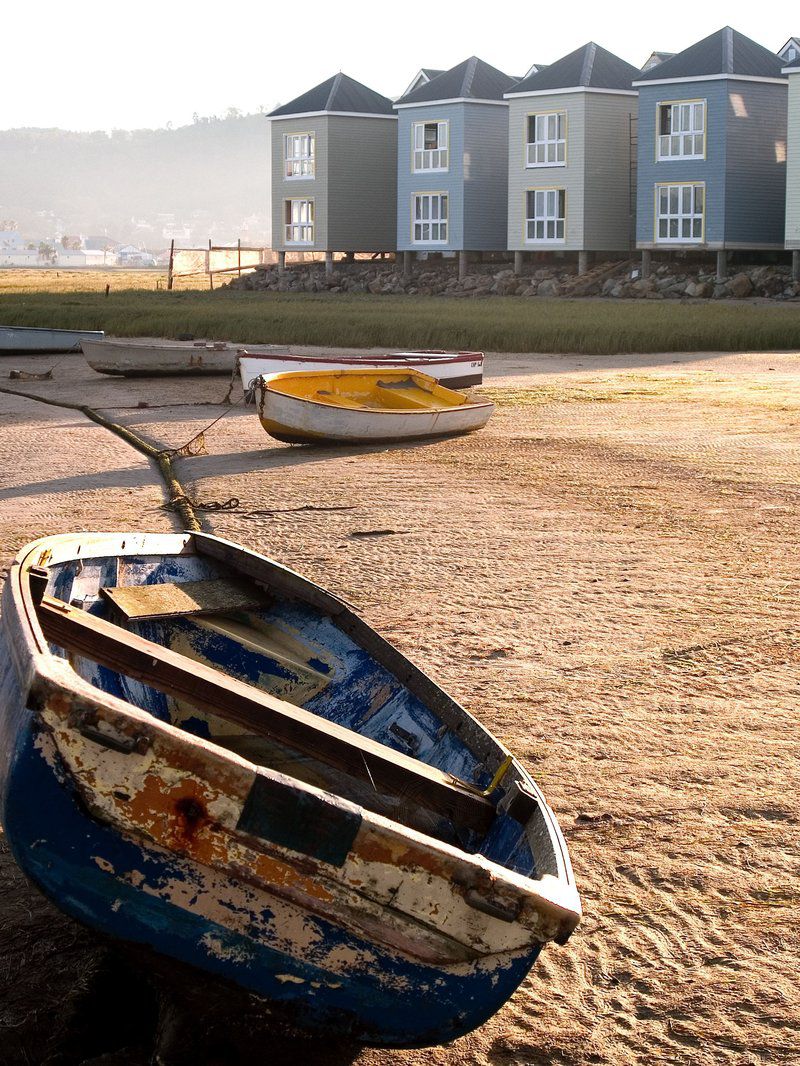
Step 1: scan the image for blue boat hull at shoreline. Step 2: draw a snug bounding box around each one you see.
[0,532,579,1046]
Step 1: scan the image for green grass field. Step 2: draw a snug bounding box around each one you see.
[1,272,800,354]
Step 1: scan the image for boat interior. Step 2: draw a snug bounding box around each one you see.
[30,539,538,878]
[265,370,474,412]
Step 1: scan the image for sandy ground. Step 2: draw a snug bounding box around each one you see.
[0,346,798,1064]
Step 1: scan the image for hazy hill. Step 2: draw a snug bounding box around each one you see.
[0,113,271,247]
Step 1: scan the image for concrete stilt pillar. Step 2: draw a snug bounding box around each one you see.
[513,251,524,275]
[278,251,286,276]
[458,250,469,279]
[716,250,728,283]
[402,251,412,277]
[325,251,334,276]
[641,249,652,277]
[792,251,799,282]
[578,250,591,275]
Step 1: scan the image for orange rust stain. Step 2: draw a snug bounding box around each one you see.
[251,853,333,903]
[122,772,228,866]
[116,771,333,903]
[355,831,453,879]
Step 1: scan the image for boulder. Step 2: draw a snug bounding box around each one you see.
[727,273,754,298]
[537,278,561,297]
[685,280,713,298]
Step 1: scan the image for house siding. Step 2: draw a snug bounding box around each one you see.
[271,116,328,251]
[326,116,398,251]
[507,93,586,251]
[636,81,727,249]
[461,104,509,249]
[787,73,800,248]
[637,78,787,250]
[582,93,637,251]
[723,81,787,247]
[397,103,465,251]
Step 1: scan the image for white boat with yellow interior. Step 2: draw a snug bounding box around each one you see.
[256,368,494,445]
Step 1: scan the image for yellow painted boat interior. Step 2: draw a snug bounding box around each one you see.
[266,369,475,411]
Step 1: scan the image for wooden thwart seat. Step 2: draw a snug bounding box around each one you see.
[100,578,269,622]
[37,596,495,835]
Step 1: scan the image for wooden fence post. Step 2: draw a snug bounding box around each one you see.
[167,239,175,290]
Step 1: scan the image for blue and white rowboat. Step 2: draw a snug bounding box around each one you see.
[0,531,580,1047]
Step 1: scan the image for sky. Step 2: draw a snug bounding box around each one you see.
[3,0,797,131]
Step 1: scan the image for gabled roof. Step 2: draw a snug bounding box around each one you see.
[507,43,639,95]
[635,27,786,82]
[780,37,800,70]
[640,51,676,73]
[523,62,549,79]
[269,73,395,118]
[402,67,446,97]
[396,56,516,105]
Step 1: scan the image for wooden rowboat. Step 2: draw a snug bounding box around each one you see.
[256,368,494,445]
[239,349,484,391]
[0,325,104,354]
[82,338,288,377]
[0,531,580,1047]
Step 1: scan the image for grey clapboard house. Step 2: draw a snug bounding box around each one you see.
[504,43,640,274]
[268,74,397,272]
[782,49,800,273]
[394,57,517,277]
[634,27,787,280]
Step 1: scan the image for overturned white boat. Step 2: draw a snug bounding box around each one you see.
[0,325,104,354]
[83,338,288,377]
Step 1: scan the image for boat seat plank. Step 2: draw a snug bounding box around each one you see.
[100,579,269,621]
[37,596,494,834]
[374,385,435,410]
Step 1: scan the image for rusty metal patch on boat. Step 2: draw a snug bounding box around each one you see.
[238,773,362,867]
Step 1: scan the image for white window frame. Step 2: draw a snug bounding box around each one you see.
[525,188,566,243]
[284,198,314,244]
[412,193,448,244]
[284,133,315,178]
[526,111,567,168]
[657,101,705,161]
[655,183,704,244]
[412,121,449,172]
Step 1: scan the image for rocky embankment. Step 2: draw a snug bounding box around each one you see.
[227,260,800,300]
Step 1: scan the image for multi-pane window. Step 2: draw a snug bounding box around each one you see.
[656,183,704,242]
[526,189,566,241]
[658,102,705,160]
[284,199,314,244]
[284,133,315,178]
[412,193,448,243]
[526,112,566,167]
[413,122,448,171]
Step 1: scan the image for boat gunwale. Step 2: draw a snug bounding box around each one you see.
[240,350,484,368]
[257,370,494,418]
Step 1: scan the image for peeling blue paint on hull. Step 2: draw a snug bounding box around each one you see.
[1,706,539,1047]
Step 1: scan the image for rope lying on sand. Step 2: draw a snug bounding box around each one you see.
[0,384,202,532]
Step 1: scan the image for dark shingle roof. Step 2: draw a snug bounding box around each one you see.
[636,27,786,82]
[269,73,394,118]
[508,43,639,94]
[397,57,516,104]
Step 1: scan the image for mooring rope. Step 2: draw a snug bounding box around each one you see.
[0,384,203,532]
